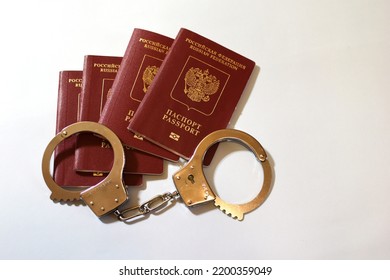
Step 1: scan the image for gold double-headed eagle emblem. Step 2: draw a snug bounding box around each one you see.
[142,65,159,93]
[184,67,220,102]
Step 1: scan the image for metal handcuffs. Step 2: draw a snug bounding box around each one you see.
[42,121,272,221]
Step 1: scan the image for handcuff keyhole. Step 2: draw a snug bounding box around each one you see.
[188,174,195,184]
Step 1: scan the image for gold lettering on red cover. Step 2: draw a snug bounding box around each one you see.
[93,63,120,73]
[162,109,202,138]
[185,38,217,56]
[139,38,170,54]
[68,78,82,88]
[101,139,111,148]
[185,38,247,71]
[124,109,135,122]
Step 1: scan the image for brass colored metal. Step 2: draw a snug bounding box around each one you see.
[173,129,272,221]
[43,123,272,221]
[41,121,127,217]
[173,163,216,207]
[114,191,179,221]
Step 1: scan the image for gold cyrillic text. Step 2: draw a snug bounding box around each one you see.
[162,109,201,136]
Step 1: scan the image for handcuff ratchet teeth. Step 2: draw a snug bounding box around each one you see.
[42,121,128,217]
[42,122,272,221]
[172,129,272,221]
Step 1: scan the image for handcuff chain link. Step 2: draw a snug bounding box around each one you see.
[114,191,180,222]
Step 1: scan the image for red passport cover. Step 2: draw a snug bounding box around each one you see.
[75,55,163,175]
[128,28,255,160]
[54,71,142,187]
[99,29,179,162]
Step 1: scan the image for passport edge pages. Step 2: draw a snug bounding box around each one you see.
[99,28,179,162]
[54,70,142,187]
[74,55,163,177]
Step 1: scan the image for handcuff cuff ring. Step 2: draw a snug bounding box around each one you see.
[41,121,127,217]
[173,129,272,220]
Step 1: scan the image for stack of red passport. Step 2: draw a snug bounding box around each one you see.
[54,28,255,187]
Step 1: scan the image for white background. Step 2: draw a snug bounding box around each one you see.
[0,0,389,260]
